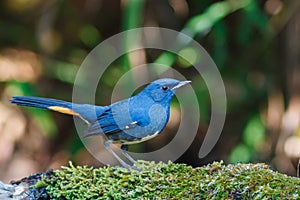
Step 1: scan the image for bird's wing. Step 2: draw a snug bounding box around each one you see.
[83,107,140,137]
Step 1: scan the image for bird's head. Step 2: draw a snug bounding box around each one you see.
[140,78,191,104]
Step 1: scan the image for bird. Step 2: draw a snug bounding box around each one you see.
[10,78,191,169]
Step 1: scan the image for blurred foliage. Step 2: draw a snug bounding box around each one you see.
[229,114,266,163]
[0,0,299,183]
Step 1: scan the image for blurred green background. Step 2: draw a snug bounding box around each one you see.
[1,0,300,182]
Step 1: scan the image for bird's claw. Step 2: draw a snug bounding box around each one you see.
[121,163,141,172]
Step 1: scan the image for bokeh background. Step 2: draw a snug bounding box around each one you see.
[1,0,300,182]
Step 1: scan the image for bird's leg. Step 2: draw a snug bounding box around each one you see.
[120,145,136,164]
[121,145,140,171]
[104,141,131,169]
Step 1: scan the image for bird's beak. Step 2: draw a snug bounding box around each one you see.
[172,80,191,90]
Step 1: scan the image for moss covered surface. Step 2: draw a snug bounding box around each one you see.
[38,161,300,199]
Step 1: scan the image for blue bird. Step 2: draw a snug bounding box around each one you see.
[10,78,191,169]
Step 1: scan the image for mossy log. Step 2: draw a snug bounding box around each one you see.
[1,161,300,199]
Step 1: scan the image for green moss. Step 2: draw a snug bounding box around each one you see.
[39,161,300,199]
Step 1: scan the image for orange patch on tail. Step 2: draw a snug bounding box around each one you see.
[48,106,79,116]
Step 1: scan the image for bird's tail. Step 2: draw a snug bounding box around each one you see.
[10,96,79,116]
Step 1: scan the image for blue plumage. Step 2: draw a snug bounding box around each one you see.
[10,78,191,169]
[10,96,72,110]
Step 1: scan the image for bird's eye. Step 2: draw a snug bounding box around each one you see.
[162,86,169,91]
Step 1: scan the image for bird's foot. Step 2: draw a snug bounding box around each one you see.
[120,163,140,172]
[129,165,141,172]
